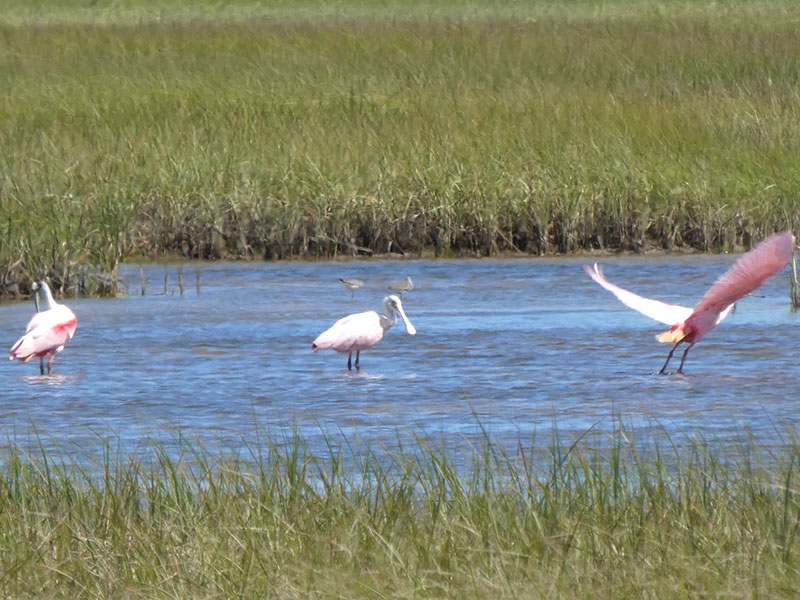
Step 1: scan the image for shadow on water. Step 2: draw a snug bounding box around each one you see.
[0,255,797,460]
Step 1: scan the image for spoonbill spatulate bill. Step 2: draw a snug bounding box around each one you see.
[9,281,77,375]
[312,295,416,371]
[585,230,795,374]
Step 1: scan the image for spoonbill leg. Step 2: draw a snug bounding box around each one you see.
[677,343,696,375]
[658,340,683,375]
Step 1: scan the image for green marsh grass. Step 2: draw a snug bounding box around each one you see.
[2,1,800,295]
[1,426,799,597]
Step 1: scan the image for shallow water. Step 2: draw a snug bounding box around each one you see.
[1,255,798,459]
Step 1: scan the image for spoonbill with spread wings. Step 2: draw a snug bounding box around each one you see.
[584,230,795,374]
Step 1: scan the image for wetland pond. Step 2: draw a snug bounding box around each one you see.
[1,255,798,462]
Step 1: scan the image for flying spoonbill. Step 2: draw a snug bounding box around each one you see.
[584,230,795,374]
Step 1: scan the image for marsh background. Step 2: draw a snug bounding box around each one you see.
[2,0,800,295]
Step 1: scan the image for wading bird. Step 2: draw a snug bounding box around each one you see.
[388,276,413,296]
[312,295,416,371]
[339,277,364,301]
[584,230,795,374]
[9,281,78,375]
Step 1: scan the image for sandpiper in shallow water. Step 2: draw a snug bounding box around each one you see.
[339,278,364,301]
[388,276,413,297]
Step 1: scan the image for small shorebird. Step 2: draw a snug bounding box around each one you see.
[312,295,416,371]
[388,276,413,297]
[339,278,364,301]
[9,281,78,375]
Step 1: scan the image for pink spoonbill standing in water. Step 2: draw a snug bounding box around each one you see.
[9,281,77,375]
[584,230,795,374]
[312,295,416,371]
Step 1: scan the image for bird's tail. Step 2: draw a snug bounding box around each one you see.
[9,336,25,360]
[656,323,686,344]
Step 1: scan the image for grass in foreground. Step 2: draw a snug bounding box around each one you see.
[2,2,800,295]
[0,428,799,598]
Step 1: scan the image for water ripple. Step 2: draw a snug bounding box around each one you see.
[0,256,797,456]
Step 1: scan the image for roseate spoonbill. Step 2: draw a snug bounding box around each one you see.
[9,281,77,375]
[388,276,413,296]
[339,278,364,301]
[584,230,795,374]
[312,294,416,371]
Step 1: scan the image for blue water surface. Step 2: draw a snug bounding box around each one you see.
[1,255,798,461]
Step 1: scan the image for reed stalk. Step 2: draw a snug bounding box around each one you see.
[0,425,798,597]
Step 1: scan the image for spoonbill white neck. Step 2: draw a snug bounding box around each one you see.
[33,281,57,312]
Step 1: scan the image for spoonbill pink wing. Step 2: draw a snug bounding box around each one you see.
[312,295,415,371]
[9,281,77,374]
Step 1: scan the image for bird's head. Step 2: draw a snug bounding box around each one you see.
[30,280,55,312]
[384,295,416,335]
